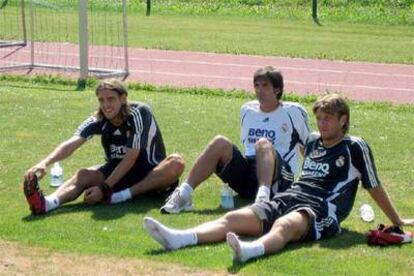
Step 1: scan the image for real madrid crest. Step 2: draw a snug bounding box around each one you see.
[280,123,289,133]
[335,156,345,167]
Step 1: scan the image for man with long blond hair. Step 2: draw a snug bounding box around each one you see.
[24,79,184,215]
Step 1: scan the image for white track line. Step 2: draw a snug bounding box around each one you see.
[129,69,414,93]
[2,48,414,79]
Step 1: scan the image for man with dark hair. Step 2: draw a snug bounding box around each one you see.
[160,66,310,213]
[24,79,184,215]
[144,93,413,263]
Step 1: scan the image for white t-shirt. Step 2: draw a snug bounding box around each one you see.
[240,100,310,175]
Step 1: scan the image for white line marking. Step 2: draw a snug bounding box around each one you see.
[129,69,414,93]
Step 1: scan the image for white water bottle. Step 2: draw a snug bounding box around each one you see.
[50,162,64,187]
[220,183,234,209]
[360,204,375,222]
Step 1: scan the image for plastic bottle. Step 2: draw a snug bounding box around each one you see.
[220,183,234,209]
[50,162,64,187]
[360,204,375,222]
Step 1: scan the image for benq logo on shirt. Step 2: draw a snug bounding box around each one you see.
[247,128,276,144]
[248,128,276,139]
[110,144,126,159]
[303,157,330,177]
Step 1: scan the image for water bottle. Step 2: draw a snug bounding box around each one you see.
[50,162,64,187]
[360,204,375,222]
[220,183,234,209]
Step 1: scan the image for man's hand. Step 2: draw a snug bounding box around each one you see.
[84,186,104,204]
[25,163,47,181]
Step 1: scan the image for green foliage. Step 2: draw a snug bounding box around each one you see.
[0,77,413,274]
[126,0,414,25]
[6,0,413,25]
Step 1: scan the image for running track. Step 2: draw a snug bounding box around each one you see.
[127,48,414,105]
[1,44,413,104]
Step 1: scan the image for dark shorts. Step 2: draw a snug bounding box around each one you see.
[98,159,178,198]
[216,145,294,198]
[249,191,341,241]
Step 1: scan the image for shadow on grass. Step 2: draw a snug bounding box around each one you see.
[189,195,254,215]
[22,195,165,222]
[145,244,201,257]
[3,82,76,92]
[191,207,228,215]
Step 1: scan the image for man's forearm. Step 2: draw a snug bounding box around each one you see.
[105,149,139,187]
[41,136,85,166]
[368,185,403,225]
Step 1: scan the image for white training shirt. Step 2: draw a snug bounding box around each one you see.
[240,100,310,175]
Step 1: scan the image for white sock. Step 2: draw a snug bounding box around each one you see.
[255,185,270,202]
[45,195,60,212]
[226,232,265,263]
[178,182,193,200]
[143,217,197,250]
[110,188,132,204]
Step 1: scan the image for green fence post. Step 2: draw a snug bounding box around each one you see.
[312,0,321,25]
[146,0,151,16]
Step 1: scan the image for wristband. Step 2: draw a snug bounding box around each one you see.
[98,182,113,203]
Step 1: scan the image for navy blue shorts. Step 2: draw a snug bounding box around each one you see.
[98,159,177,198]
[250,191,341,241]
[216,145,294,198]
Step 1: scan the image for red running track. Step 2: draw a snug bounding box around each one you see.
[127,48,414,105]
[1,44,413,104]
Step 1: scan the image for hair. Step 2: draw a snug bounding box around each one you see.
[312,93,350,134]
[95,79,131,121]
[253,66,284,100]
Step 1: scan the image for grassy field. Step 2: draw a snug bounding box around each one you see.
[0,77,413,274]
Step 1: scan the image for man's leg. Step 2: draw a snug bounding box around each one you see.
[125,154,185,197]
[160,135,233,213]
[144,207,262,250]
[24,168,105,215]
[254,138,276,202]
[227,210,310,263]
[185,135,233,189]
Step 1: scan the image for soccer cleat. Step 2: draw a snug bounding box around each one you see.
[367,224,413,246]
[23,175,46,215]
[160,189,193,214]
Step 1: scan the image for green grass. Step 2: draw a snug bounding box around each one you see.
[127,15,414,64]
[0,77,413,275]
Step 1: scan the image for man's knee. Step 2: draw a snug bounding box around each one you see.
[222,210,245,231]
[272,211,309,242]
[75,168,99,189]
[165,154,185,177]
[218,211,237,231]
[255,138,273,154]
[209,135,232,151]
